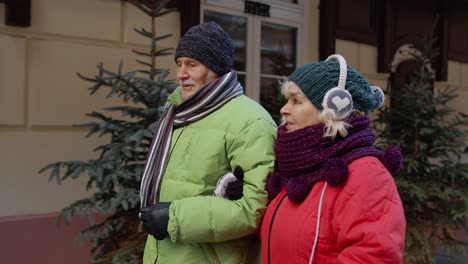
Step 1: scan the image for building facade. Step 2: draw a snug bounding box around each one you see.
[0,0,466,263]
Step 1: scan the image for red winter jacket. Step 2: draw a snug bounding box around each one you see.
[260,156,406,264]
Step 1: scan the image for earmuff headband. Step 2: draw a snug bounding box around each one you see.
[322,54,354,118]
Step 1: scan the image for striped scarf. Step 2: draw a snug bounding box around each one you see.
[140,70,243,207]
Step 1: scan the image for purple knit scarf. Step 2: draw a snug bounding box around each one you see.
[266,115,402,204]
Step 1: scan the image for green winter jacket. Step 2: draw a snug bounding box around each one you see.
[143,88,277,264]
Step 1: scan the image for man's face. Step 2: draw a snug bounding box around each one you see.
[176,57,218,100]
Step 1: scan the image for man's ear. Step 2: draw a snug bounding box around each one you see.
[207,70,218,79]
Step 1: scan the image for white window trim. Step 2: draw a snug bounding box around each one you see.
[205,0,304,23]
[201,0,307,101]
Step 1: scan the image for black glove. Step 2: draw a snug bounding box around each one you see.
[226,166,244,200]
[214,166,244,200]
[139,202,171,240]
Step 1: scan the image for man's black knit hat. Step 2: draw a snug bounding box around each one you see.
[175,22,234,76]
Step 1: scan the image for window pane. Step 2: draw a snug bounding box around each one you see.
[203,10,247,72]
[259,77,286,124]
[261,22,297,76]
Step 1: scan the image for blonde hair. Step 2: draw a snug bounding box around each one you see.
[281,79,306,99]
[317,109,351,139]
[280,80,361,139]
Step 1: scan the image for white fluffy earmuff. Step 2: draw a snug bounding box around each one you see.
[322,54,354,118]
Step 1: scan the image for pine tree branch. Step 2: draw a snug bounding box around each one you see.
[41,1,177,261]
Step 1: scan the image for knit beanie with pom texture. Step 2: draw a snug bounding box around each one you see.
[175,22,234,76]
[288,60,383,114]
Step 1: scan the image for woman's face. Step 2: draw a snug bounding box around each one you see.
[280,82,321,132]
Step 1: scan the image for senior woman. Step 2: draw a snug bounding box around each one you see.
[259,54,406,264]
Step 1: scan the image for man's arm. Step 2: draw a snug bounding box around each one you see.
[167,118,276,243]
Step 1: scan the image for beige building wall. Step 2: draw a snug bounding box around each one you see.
[446,61,468,114]
[0,0,180,217]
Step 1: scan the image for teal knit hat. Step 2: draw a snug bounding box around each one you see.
[288,56,383,114]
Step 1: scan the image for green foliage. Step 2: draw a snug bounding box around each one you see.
[373,38,468,263]
[38,0,177,262]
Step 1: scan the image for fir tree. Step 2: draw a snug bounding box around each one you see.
[373,38,468,263]
[39,0,177,263]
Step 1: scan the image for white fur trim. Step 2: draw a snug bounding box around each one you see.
[213,172,237,199]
